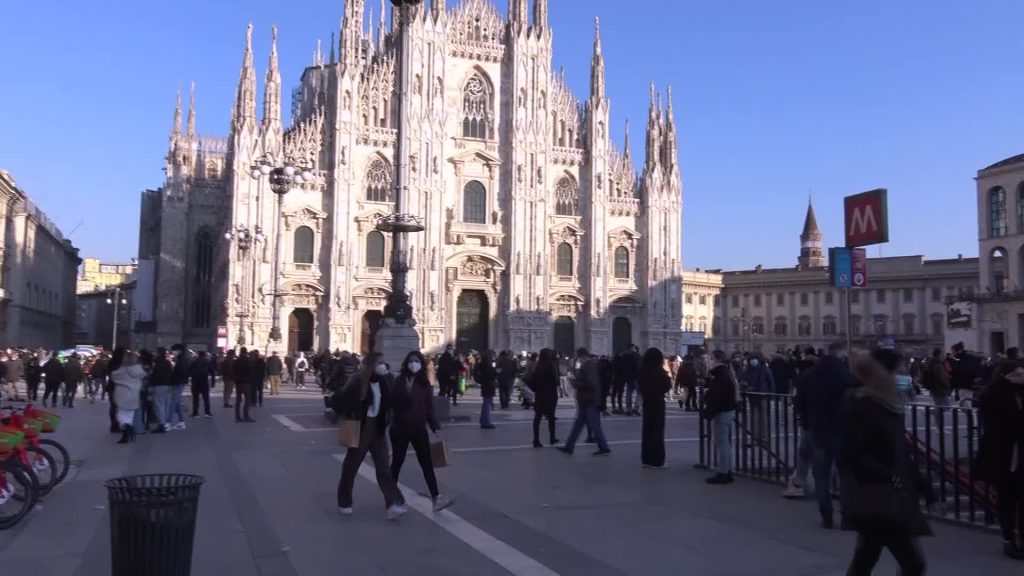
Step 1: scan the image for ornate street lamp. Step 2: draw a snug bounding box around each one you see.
[249,156,315,343]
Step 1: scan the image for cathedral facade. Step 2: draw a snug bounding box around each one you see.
[137,0,684,356]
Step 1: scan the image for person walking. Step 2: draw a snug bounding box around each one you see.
[805,342,855,528]
[295,352,309,390]
[529,349,560,448]
[111,351,146,444]
[234,347,254,422]
[497,350,517,410]
[639,347,671,468]
[475,350,498,429]
[220,350,236,408]
[5,352,23,401]
[977,360,1024,559]
[335,353,406,519]
[437,345,460,406]
[389,351,454,512]
[42,353,63,408]
[558,348,611,456]
[704,350,738,485]
[190,351,213,418]
[249,349,266,408]
[24,354,41,402]
[676,356,698,412]
[89,353,108,404]
[841,349,930,575]
[62,353,83,408]
[266,351,283,396]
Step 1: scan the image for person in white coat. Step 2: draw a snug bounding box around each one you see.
[111,351,146,444]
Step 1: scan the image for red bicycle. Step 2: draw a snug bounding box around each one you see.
[0,405,59,498]
[0,425,38,529]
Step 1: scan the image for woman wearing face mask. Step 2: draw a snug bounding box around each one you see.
[389,351,454,512]
[336,353,406,520]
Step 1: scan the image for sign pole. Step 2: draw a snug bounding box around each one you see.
[845,287,852,352]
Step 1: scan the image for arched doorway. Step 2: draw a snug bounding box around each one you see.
[288,309,315,354]
[553,316,575,358]
[613,317,632,354]
[456,290,489,354]
[361,310,383,356]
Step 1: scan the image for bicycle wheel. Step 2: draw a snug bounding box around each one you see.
[37,439,69,484]
[0,459,36,529]
[24,446,57,497]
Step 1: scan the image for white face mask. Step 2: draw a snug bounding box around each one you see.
[750,359,759,367]
[408,361,422,374]
[374,364,388,376]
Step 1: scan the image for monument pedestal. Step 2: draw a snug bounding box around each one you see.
[374,318,420,374]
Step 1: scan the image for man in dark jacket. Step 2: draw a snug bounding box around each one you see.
[474,351,498,429]
[266,351,283,396]
[190,351,213,417]
[436,346,461,406]
[742,355,775,445]
[496,350,518,410]
[149,348,174,432]
[168,344,191,430]
[704,350,737,485]
[558,348,611,456]
[62,354,83,408]
[42,354,64,408]
[804,342,855,528]
[978,362,1024,559]
[234,348,253,422]
[249,350,266,409]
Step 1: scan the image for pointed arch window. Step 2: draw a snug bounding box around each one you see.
[557,242,574,276]
[366,158,393,203]
[462,73,494,139]
[192,228,214,329]
[554,177,579,216]
[366,231,385,269]
[293,226,314,264]
[614,246,630,279]
[463,181,487,224]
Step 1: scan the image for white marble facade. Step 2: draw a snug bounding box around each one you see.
[141,0,684,356]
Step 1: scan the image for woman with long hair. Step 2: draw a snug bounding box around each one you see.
[389,351,453,512]
[639,347,671,468]
[335,353,406,520]
[530,349,560,448]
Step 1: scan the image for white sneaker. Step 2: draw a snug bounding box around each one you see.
[432,495,454,513]
[175,422,187,431]
[782,480,805,499]
[386,504,408,521]
[338,507,353,516]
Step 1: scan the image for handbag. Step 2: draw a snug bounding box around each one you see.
[337,418,361,448]
[430,435,449,468]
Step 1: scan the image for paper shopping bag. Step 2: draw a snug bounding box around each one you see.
[338,419,361,448]
[430,438,449,468]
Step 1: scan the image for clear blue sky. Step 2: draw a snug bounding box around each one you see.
[2,0,1020,269]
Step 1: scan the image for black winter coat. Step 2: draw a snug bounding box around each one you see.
[703,365,736,417]
[390,373,439,433]
[529,364,559,416]
[474,361,497,398]
[189,357,211,388]
[803,355,855,447]
[43,358,64,386]
[976,374,1024,485]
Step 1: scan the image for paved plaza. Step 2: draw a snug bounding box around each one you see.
[0,389,1018,576]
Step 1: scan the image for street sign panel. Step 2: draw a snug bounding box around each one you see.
[845,188,889,247]
[851,248,868,288]
[829,247,852,288]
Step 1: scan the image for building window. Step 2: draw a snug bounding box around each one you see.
[191,229,214,329]
[873,314,889,335]
[991,247,1008,294]
[714,295,720,307]
[931,286,941,302]
[365,158,393,202]
[776,293,784,306]
[902,288,913,303]
[731,295,739,307]
[876,289,887,304]
[823,316,837,336]
[800,293,809,306]
[851,315,862,336]
[699,294,707,306]
[614,247,630,279]
[990,186,1008,238]
[850,290,860,304]
[685,316,694,331]
[752,317,765,336]
[463,180,487,224]
[931,313,944,336]
[773,317,788,337]
[462,73,494,139]
[798,316,811,337]
[554,177,579,216]
[699,317,708,333]
[902,314,916,335]
[556,242,573,276]
[754,294,762,307]
[293,226,314,264]
[824,291,834,305]
[730,319,740,337]
[365,230,386,268]
[685,293,693,305]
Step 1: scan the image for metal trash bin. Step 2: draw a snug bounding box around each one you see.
[105,474,204,576]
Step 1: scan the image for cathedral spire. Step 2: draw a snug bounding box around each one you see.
[432,0,446,21]
[186,81,196,140]
[509,0,527,30]
[799,199,825,268]
[341,0,366,67]
[171,88,182,142]
[376,0,387,53]
[662,85,677,169]
[329,32,336,64]
[264,25,282,130]
[590,17,606,102]
[533,0,548,30]
[645,83,662,172]
[233,22,258,130]
[623,118,632,164]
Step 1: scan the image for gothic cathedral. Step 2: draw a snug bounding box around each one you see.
[139,0,684,357]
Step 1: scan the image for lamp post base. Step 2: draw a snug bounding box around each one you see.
[269,327,282,342]
[373,318,420,375]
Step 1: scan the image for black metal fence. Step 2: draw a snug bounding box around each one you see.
[697,390,999,530]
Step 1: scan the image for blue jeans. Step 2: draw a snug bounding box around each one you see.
[794,428,815,486]
[713,411,735,474]
[170,385,185,425]
[813,440,838,519]
[480,397,494,427]
[151,386,172,427]
[565,406,609,452]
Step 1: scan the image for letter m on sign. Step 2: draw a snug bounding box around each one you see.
[844,188,889,248]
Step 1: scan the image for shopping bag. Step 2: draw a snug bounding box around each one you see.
[430,437,449,468]
[337,418,361,448]
[457,377,466,395]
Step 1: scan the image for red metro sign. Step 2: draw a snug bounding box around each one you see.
[844,188,889,248]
